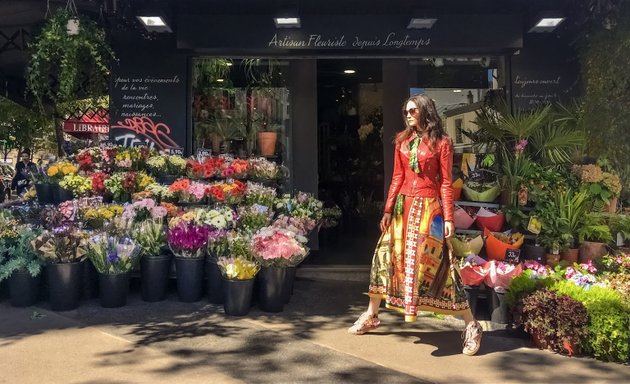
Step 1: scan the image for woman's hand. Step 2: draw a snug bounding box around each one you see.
[444,220,455,238]
[380,213,392,233]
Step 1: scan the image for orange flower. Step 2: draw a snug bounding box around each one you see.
[160,202,179,217]
[169,179,190,193]
[231,159,249,174]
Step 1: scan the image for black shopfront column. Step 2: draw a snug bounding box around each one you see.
[382,60,410,197]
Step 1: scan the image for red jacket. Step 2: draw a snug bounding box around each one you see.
[384,135,454,221]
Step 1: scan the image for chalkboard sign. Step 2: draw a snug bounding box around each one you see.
[109,36,187,153]
[168,148,184,156]
[510,35,579,111]
[504,248,521,264]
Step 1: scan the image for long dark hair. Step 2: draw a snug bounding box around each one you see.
[395,94,446,149]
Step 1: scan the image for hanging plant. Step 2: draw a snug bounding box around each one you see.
[26,9,115,109]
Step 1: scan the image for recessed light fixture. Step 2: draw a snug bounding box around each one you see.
[343,69,356,74]
[274,17,301,28]
[216,79,225,83]
[136,15,172,32]
[529,13,565,32]
[453,89,462,93]
[407,18,438,29]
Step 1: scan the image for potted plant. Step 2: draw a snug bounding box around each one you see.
[0,226,43,307]
[26,9,115,156]
[572,163,622,213]
[46,162,78,203]
[132,219,170,302]
[577,213,613,263]
[87,234,141,308]
[251,223,309,312]
[167,221,210,302]
[32,225,88,311]
[216,235,260,316]
[519,288,589,355]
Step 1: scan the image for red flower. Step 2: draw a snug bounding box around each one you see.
[76,152,94,171]
[207,185,225,201]
[91,172,107,194]
[123,172,138,192]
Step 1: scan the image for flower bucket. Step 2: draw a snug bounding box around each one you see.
[206,258,225,304]
[8,270,40,307]
[454,206,475,229]
[490,290,508,324]
[484,229,523,262]
[475,208,505,232]
[463,184,501,202]
[47,261,84,311]
[141,254,172,302]
[82,260,99,299]
[283,266,297,304]
[450,235,484,257]
[35,183,54,205]
[98,272,130,308]
[175,257,205,302]
[258,132,277,157]
[521,244,546,265]
[257,266,287,313]
[223,278,254,316]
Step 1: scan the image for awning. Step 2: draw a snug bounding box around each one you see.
[63,108,109,135]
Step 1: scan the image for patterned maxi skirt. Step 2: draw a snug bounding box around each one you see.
[368,195,469,321]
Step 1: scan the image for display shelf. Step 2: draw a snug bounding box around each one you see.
[455,200,500,209]
[455,228,537,241]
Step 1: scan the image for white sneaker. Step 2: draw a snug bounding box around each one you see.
[462,320,483,356]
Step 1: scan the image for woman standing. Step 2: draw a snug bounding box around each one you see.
[348,94,483,356]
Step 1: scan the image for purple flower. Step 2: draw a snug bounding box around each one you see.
[107,251,119,264]
[167,223,210,254]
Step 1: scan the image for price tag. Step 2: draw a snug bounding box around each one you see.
[504,248,521,264]
[168,148,184,156]
[100,139,114,148]
[196,148,212,161]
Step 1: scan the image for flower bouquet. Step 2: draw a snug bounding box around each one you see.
[475,207,505,232]
[238,204,273,233]
[244,182,277,208]
[59,174,92,197]
[87,234,141,274]
[217,256,259,280]
[251,225,309,268]
[248,157,285,183]
[167,222,210,259]
[75,147,102,172]
[91,172,108,196]
[198,207,238,230]
[274,192,323,234]
[31,225,88,264]
[144,183,175,202]
[80,205,123,230]
[122,198,167,223]
[207,181,246,205]
[146,155,169,177]
[221,158,249,179]
[484,228,524,261]
[46,162,78,183]
[132,219,167,257]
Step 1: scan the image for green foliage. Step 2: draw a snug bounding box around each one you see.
[0,226,44,282]
[551,280,630,362]
[131,220,167,257]
[580,8,630,201]
[577,213,613,243]
[0,96,54,154]
[507,269,549,309]
[26,9,115,110]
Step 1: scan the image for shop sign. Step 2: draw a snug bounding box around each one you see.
[63,121,109,134]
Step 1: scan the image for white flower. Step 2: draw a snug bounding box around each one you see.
[210,216,227,229]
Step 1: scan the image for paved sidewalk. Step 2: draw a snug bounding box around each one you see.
[0,278,628,384]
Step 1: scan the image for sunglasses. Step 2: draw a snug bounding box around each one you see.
[404,108,419,116]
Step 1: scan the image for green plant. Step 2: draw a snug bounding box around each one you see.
[577,213,613,243]
[520,288,589,355]
[603,214,630,245]
[0,226,44,282]
[551,280,630,362]
[26,9,115,155]
[501,153,535,206]
[507,269,549,310]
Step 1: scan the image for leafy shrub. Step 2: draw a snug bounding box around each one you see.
[520,288,589,355]
[0,226,44,281]
[551,280,630,362]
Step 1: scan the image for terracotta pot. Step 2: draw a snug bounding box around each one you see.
[578,241,608,264]
[258,132,277,157]
[546,253,560,268]
[604,196,618,213]
[560,248,579,264]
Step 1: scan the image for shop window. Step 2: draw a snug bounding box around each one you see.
[191,58,290,164]
[455,118,464,144]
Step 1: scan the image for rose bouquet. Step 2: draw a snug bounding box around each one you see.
[91,172,108,196]
[167,222,210,258]
[75,147,102,172]
[131,219,167,257]
[31,225,88,264]
[87,234,141,274]
[221,158,249,179]
[122,198,167,223]
[207,181,246,205]
[251,225,309,268]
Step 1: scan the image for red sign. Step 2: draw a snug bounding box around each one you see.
[63,121,110,134]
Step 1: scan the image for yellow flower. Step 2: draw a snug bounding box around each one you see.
[61,165,77,175]
[47,166,59,177]
[83,208,99,219]
[109,205,124,216]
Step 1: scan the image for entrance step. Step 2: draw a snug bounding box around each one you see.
[296,265,370,282]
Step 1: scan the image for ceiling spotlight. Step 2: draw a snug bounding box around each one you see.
[407,18,438,29]
[274,17,301,28]
[216,79,225,83]
[432,58,444,67]
[137,15,172,32]
[343,69,356,74]
[529,13,565,32]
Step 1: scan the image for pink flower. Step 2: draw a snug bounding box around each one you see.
[188,182,207,200]
[150,206,167,219]
[514,138,528,154]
